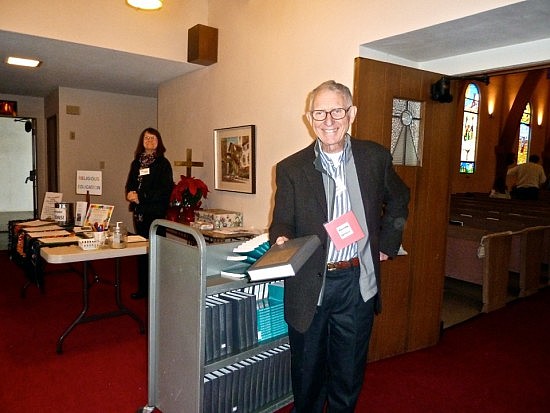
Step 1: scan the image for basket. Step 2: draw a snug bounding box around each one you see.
[78,238,100,250]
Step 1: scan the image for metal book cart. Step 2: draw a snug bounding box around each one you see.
[139,219,292,413]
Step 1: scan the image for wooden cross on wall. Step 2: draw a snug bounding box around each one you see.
[174,148,204,177]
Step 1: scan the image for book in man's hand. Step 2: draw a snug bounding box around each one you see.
[246,235,321,282]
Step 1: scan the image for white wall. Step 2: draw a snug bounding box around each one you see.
[361,38,550,76]
[56,88,157,226]
[158,0,521,230]
[1,90,156,228]
[2,0,524,230]
[0,0,208,62]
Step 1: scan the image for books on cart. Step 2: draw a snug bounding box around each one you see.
[224,233,321,282]
[246,235,321,281]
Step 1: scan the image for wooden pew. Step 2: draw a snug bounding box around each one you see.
[450,194,550,225]
[446,194,550,305]
[446,225,513,313]
[509,226,550,297]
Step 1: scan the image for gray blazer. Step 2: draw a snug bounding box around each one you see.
[269,137,410,333]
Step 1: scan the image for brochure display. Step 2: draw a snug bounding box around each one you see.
[141,220,293,413]
[40,192,63,220]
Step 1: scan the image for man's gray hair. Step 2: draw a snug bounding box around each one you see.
[308,80,353,109]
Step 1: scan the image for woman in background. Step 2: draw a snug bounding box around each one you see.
[126,127,173,299]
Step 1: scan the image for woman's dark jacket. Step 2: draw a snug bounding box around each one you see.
[125,155,173,219]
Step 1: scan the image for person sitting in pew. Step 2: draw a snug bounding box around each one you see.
[507,154,546,200]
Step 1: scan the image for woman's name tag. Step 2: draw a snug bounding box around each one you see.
[139,168,150,176]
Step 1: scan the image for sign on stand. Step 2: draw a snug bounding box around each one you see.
[76,170,102,195]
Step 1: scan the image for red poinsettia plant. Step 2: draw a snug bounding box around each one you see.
[170,175,209,207]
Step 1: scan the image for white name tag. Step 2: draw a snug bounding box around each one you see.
[139,168,150,176]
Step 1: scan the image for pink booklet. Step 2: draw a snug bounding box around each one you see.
[323,210,365,250]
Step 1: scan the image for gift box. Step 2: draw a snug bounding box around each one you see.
[194,209,243,229]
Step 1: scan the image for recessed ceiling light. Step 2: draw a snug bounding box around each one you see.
[6,56,41,68]
[126,0,163,10]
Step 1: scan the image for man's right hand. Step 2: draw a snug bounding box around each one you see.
[275,236,289,245]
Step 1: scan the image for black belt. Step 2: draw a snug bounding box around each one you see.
[326,257,359,271]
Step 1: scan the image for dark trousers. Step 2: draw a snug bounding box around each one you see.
[288,267,376,413]
[511,186,539,200]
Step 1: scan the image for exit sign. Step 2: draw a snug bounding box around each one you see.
[0,100,17,116]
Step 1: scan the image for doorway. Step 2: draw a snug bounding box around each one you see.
[353,58,457,360]
[0,116,37,250]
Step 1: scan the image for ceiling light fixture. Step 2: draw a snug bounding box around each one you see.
[126,0,163,10]
[6,56,41,68]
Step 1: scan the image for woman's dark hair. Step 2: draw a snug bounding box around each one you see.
[134,127,166,158]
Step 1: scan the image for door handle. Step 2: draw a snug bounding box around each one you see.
[25,170,36,183]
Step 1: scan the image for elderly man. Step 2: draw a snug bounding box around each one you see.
[269,80,410,412]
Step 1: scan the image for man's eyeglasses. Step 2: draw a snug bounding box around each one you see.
[310,107,351,121]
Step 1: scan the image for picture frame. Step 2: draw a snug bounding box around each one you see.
[214,125,256,194]
[83,203,114,230]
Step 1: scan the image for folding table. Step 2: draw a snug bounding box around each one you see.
[40,241,148,353]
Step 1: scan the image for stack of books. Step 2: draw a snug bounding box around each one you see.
[223,233,321,282]
[220,233,270,279]
[256,298,273,343]
[205,290,258,363]
[232,232,270,259]
[204,282,290,361]
[256,282,287,343]
[203,343,291,413]
[267,282,287,338]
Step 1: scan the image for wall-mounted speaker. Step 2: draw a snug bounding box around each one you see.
[188,24,218,66]
[430,77,453,103]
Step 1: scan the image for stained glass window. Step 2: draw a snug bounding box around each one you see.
[516,103,531,165]
[391,98,423,166]
[459,83,480,174]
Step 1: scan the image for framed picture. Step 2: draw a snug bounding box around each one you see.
[214,125,256,194]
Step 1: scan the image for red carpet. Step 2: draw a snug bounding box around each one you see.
[1,250,549,412]
[0,251,148,413]
[357,288,550,412]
